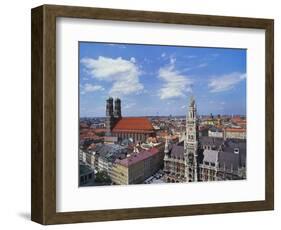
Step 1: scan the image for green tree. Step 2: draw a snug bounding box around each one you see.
[95,171,111,183]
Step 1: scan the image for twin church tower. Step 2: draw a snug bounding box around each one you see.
[106,97,122,136]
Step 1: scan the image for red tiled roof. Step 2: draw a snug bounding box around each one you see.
[112,117,154,132]
[116,148,159,167]
[80,123,89,129]
[94,128,106,133]
[199,126,209,131]
[225,128,246,132]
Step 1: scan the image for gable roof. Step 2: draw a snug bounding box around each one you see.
[203,149,219,163]
[170,144,184,159]
[116,148,159,167]
[225,128,246,132]
[200,136,224,147]
[112,117,154,132]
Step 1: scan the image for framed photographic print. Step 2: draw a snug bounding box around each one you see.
[31,4,274,225]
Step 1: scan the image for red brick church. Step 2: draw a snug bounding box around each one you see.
[105,97,155,142]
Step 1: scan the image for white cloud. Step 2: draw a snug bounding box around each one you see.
[123,102,136,109]
[181,62,208,73]
[182,67,192,72]
[130,57,136,63]
[80,83,104,94]
[197,63,208,68]
[170,57,176,65]
[143,58,151,64]
[158,60,193,100]
[81,56,143,96]
[161,53,166,58]
[208,72,246,93]
[186,55,197,59]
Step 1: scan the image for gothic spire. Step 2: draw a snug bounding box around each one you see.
[189,95,195,107]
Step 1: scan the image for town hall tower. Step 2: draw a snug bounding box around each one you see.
[184,96,199,182]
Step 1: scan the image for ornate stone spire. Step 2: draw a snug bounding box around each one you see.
[185,96,199,182]
[189,95,195,107]
[188,95,196,119]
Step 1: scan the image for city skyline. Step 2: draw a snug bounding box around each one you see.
[79,42,246,117]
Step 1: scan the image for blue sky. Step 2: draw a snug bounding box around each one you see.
[79,42,246,117]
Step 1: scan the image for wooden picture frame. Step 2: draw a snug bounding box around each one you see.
[31,4,274,225]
